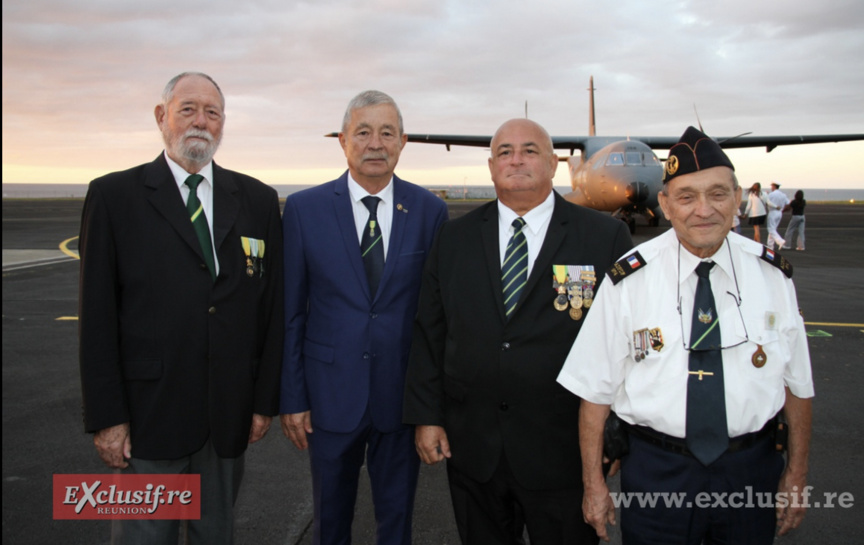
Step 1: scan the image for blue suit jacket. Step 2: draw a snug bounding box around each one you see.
[281,172,448,433]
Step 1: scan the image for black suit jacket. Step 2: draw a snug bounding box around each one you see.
[78,153,283,460]
[404,193,632,490]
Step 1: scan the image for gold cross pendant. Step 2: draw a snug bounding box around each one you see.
[688,370,715,381]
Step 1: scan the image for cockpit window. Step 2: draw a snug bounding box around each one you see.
[605,152,624,166]
[625,152,642,166]
[644,152,660,165]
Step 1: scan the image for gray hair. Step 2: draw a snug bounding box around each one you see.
[162,72,225,108]
[341,90,403,135]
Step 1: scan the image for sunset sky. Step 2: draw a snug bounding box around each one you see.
[3,0,863,189]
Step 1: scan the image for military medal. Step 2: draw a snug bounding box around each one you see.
[633,328,650,361]
[649,328,664,352]
[579,266,597,308]
[752,345,767,368]
[250,238,260,276]
[552,265,569,311]
[569,307,583,321]
[257,239,266,278]
[241,237,255,277]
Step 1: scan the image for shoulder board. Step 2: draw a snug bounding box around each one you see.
[607,251,647,285]
[759,247,793,278]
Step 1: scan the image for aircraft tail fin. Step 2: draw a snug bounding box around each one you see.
[588,76,596,137]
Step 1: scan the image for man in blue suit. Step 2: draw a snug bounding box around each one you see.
[280,90,449,545]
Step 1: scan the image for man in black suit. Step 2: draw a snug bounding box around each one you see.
[403,119,633,545]
[78,72,283,544]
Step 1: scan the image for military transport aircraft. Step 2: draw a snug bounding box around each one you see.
[328,77,864,232]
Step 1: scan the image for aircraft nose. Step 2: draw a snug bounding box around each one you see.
[626,181,650,203]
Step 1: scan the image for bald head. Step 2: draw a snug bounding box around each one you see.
[488,118,558,215]
[490,119,554,157]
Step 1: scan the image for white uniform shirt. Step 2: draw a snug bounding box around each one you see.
[347,173,394,260]
[557,229,814,438]
[166,152,219,275]
[497,191,555,279]
[767,189,790,212]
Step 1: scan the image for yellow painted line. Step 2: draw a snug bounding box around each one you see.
[60,236,80,260]
[804,322,864,328]
[56,317,78,321]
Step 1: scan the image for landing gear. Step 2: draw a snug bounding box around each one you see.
[619,214,636,234]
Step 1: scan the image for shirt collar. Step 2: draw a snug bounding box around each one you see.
[677,236,734,285]
[164,151,214,189]
[347,172,394,206]
[497,191,555,235]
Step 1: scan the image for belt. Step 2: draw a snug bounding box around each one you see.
[626,418,776,458]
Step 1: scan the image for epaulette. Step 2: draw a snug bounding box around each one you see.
[607,251,647,285]
[759,247,793,278]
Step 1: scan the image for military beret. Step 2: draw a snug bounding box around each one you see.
[663,126,734,183]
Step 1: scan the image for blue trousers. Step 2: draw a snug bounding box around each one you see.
[620,434,784,545]
[307,409,419,545]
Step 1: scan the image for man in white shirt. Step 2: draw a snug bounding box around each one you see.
[766,182,790,250]
[557,127,813,544]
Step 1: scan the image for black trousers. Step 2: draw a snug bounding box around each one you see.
[620,434,784,545]
[446,454,598,545]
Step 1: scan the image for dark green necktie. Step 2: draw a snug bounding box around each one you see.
[185,174,216,282]
[685,261,728,465]
[502,218,528,319]
[360,196,384,296]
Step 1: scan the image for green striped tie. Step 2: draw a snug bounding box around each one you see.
[502,217,528,319]
[185,174,216,282]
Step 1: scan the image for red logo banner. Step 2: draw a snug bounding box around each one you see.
[53,474,201,520]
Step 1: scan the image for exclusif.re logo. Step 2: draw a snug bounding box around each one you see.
[53,474,201,520]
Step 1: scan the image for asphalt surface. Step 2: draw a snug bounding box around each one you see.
[2,198,862,544]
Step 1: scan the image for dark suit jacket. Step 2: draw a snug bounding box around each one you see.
[280,172,448,433]
[404,193,633,490]
[78,153,283,460]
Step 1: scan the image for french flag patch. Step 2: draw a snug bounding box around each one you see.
[627,255,641,269]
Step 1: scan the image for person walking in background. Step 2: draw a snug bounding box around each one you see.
[783,190,807,251]
[744,182,767,242]
[766,182,790,250]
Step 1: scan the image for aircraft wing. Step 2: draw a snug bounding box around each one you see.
[327,132,864,153]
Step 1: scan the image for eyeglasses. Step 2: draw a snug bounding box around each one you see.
[676,240,750,352]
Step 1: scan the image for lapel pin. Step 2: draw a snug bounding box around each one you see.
[397,203,408,213]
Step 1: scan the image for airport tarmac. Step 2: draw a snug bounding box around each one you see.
[3,197,863,544]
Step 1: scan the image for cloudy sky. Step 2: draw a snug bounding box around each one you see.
[3,0,863,189]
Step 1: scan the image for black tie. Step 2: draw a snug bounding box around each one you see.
[360,196,385,297]
[685,261,728,465]
[502,218,528,319]
[184,175,216,282]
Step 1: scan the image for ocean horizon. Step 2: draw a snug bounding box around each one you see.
[3,182,863,202]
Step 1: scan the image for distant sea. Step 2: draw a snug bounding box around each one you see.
[3,183,863,202]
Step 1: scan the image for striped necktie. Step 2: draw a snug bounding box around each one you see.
[184,174,216,282]
[685,261,728,465]
[360,196,384,297]
[502,217,528,319]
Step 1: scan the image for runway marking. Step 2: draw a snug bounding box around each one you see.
[56,317,78,321]
[804,322,864,328]
[806,330,832,338]
[60,236,80,260]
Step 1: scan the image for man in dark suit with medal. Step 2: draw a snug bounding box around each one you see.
[403,118,633,544]
[78,72,283,544]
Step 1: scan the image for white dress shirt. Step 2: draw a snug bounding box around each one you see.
[557,229,814,438]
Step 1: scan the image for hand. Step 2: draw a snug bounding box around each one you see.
[604,457,621,478]
[583,480,616,542]
[415,425,451,465]
[93,423,131,469]
[776,469,808,536]
[248,414,272,444]
[280,411,312,450]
